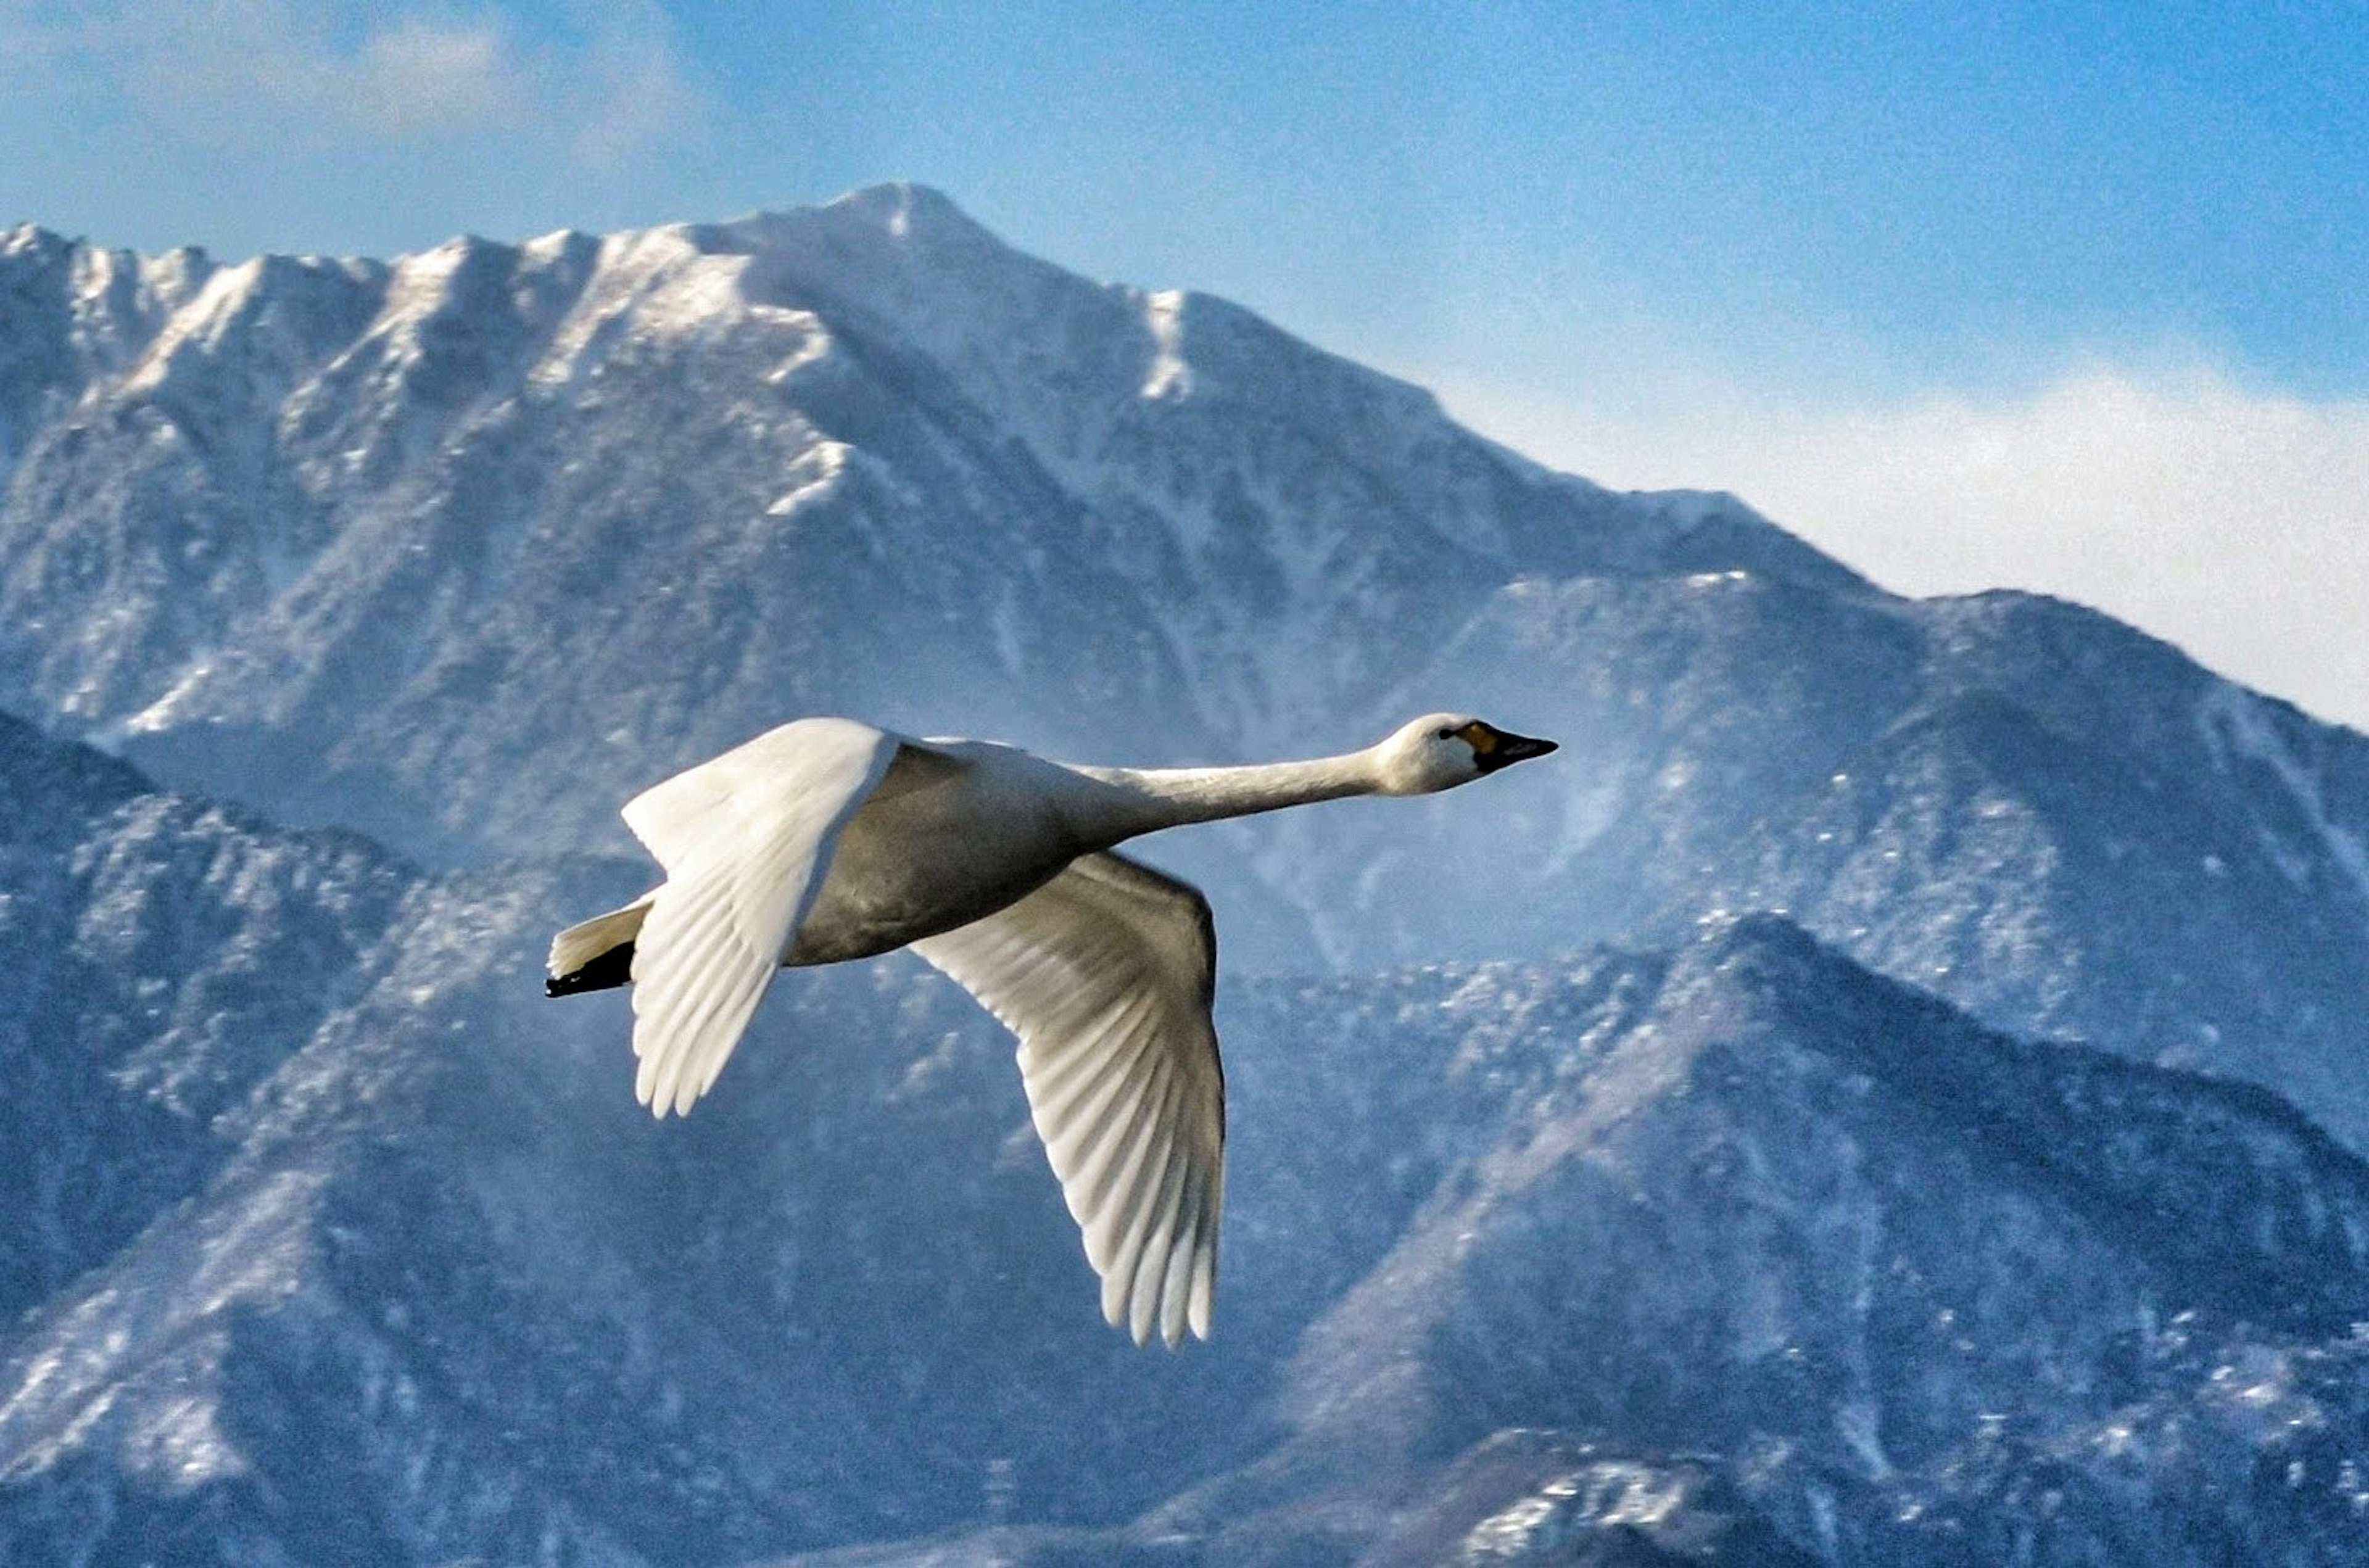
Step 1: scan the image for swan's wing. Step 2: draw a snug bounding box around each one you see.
[622,717,890,872]
[624,719,899,1117]
[912,851,1224,1347]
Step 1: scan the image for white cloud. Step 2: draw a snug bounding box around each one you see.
[552,1,698,167]
[34,0,693,158]
[341,14,518,136]
[1440,361,2369,735]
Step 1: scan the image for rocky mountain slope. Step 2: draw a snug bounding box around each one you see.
[0,188,1835,869]
[1398,574,2369,1152]
[4,724,2363,1563]
[2,188,2363,1155]
[2,186,2366,1562]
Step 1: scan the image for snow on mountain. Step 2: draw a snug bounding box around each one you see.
[0,186,1841,875]
[1267,567,2369,1153]
[864,919,2369,1565]
[5,720,2365,1564]
[4,184,2368,1562]
[4,184,2360,1155]
[0,711,407,1322]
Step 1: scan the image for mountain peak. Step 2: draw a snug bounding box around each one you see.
[1,222,70,262]
[821,179,978,237]
[0,182,2128,980]
[6,181,2369,1566]
[677,181,1004,265]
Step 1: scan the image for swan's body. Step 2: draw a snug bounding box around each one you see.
[547,713,1554,1345]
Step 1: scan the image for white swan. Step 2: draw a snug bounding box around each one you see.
[545,713,1555,1345]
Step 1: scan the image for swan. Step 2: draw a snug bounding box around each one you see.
[545,713,1555,1345]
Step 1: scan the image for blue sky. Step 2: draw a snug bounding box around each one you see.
[5,1,2366,726]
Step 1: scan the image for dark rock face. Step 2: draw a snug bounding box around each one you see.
[3,730,2364,1563]
[1,189,2365,1564]
[1359,1432,1822,1567]
[0,711,408,1319]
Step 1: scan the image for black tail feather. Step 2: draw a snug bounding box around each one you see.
[546,940,635,997]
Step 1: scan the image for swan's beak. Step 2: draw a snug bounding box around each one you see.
[1474,727,1557,775]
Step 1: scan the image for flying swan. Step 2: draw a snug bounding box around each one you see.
[545,714,1555,1345]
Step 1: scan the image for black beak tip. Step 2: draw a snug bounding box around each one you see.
[1479,732,1557,772]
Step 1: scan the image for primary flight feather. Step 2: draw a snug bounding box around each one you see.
[546,713,1555,1346]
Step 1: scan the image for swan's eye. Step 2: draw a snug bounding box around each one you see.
[1435,727,1455,740]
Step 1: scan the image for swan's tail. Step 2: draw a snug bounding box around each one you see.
[546,892,656,997]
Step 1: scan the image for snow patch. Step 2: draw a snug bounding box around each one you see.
[763,440,851,518]
[67,242,125,309]
[381,238,476,322]
[0,1169,323,1486]
[120,661,217,736]
[1141,289,1192,400]
[2198,681,2369,914]
[122,259,267,392]
[520,227,582,267]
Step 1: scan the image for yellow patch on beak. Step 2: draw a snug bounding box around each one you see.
[1457,720,1498,755]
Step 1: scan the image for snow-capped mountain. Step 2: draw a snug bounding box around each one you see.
[2,186,2363,1153]
[1394,572,2369,1152]
[0,186,1837,870]
[4,185,2368,1562]
[4,722,2365,1564]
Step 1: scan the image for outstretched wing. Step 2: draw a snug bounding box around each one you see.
[624,718,898,1117]
[912,851,1225,1347]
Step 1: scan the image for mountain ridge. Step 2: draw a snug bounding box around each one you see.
[6,714,2367,1563]
[2,183,2367,1562]
[4,183,2363,1134]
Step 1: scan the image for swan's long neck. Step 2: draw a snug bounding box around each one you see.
[1070,748,1383,843]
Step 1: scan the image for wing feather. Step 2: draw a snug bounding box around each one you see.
[624,719,899,1117]
[1189,1162,1220,1338]
[1126,1139,1190,1343]
[1042,997,1164,1149]
[1065,1050,1172,1211]
[1159,1165,1202,1336]
[1086,1061,1181,1271]
[1101,1121,1175,1326]
[912,851,1225,1346]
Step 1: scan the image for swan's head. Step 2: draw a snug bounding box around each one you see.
[1373,713,1558,795]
